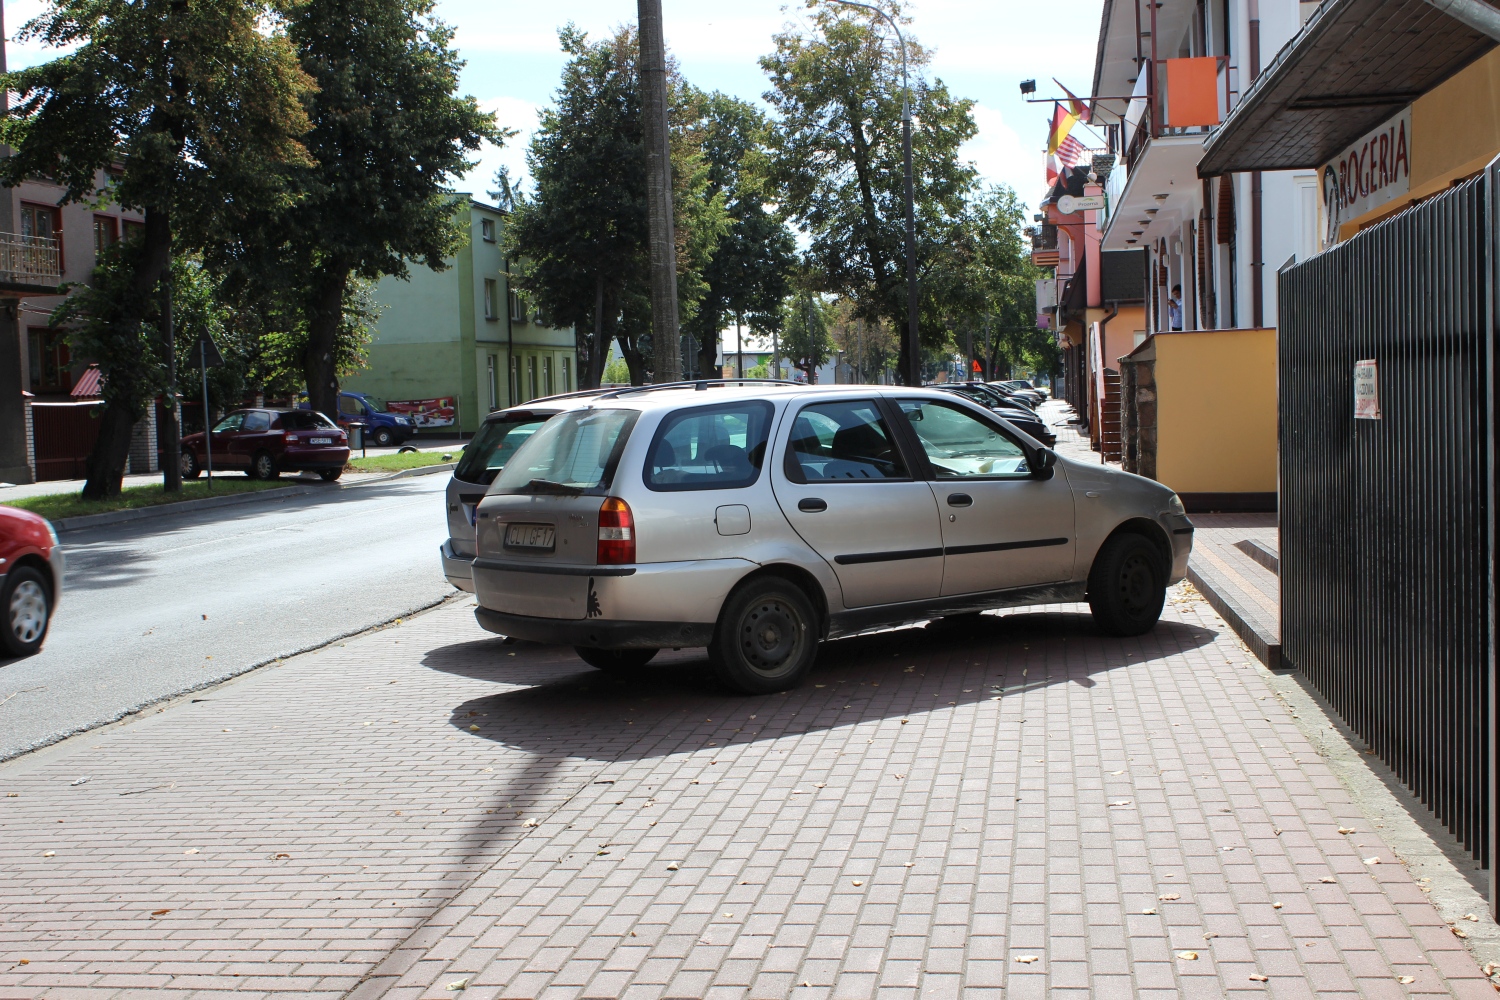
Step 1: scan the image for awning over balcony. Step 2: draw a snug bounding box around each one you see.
[1199,0,1495,175]
[1101,133,1206,251]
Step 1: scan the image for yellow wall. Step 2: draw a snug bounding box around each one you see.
[1154,327,1277,494]
[1343,48,1500,237]
[1104,305,1146,370]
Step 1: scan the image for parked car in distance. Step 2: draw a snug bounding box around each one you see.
[931,384,1057,446]
[470,382,1193,694]
[989,379,1045,406]
[441,390,607,592]
[182,408,350,481]
[998,378,1049,399]
[299,392,415,447]
[0,505,63,657]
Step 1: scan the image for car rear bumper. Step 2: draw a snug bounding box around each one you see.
[440,539,475,592]
[281,447,350,471]
[474,606,714,649]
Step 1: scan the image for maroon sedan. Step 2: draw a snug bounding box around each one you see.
[181,408,350,481]
[0,504,62,657]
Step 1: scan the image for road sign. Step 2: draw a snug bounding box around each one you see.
[1057,194,1106,214]
[186,333,224,369]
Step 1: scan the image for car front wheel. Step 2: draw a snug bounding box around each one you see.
[372,427,394,447]
[2,566,51,657]
[1087,533,1166,636]
[709,577,818,694]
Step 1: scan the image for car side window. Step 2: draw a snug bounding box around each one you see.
[212,413,245,434]
[338,396,362,416]
[785,400,909,482]
[242,411,271,432]
[897,400,1031,479]
[645,401,772,491]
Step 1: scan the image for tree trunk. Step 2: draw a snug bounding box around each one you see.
[159,266,182,493]
[637,0,680,383]
[577,274,607,389]
[302,265,350,421]
[79,204,173,501]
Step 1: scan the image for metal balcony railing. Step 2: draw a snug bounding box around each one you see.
[0,233,61,287]
[1030,224,1058,253]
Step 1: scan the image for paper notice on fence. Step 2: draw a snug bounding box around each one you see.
[1354,360,1380,420]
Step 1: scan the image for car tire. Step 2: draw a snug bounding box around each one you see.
[2,566,51,658]
[180,450,201,480]
[708,577,819,694]
[372,427,394,447]
[250,451,279,480]
[574,646,658,673]
[319,468,343,482]
[1087,533,1166,637]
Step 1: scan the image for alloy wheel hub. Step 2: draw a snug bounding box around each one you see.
[10,580,47,644]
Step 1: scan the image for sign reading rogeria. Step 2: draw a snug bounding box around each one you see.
[1354,360,1381,420]
[1321,107,1411,246]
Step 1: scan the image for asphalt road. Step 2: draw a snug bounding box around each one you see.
[0,474,456,760]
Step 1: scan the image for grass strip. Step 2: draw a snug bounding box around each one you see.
[348,448,461,473]
[5,477,295,521]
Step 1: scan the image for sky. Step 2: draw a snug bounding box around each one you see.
[3,0,1107,215]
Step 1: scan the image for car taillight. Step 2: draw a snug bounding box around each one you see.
[597,497,635,565]
[283,432,294,444]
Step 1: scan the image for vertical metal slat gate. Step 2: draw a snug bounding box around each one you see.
[1278,161,1495,897]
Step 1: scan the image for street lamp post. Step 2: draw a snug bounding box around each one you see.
[831,0,920,387]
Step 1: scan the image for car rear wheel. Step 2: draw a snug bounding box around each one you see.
[319,468,343,482]
[372,427,395,447]
[574,646,658,673]
[2,567,51,657]
[709,577,818,694]
[1087,533,1166,636]
[180,450,201,480]
[250,451,279,480]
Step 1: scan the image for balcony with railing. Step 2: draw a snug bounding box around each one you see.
[0,233,62,294]
[1029,223,1059,267]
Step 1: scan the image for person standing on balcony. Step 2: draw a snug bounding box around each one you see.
[1169,285,1184,331]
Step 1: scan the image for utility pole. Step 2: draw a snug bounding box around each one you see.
[637,0,680,382]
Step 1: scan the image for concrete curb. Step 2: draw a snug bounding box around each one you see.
[1186,561,1281,670]
[49,461,456,534]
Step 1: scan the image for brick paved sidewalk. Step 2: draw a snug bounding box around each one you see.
[1,588,1493,999]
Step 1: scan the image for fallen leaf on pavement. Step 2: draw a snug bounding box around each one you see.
[851,880,863,887]
[522,819,538,828]
[469,725,479,732]
[666,863,679,871]
[1466,913,1480,921]
[42,850,55,857]
[70,777,89,786]
[1014,955,1039,964]
[1453,926,1469,939]
[1109,800,1132,807]
[1159,893,1180,901]
[1398,976,1415,984]
[1177,951,1198,961]
[1338,827,1356,834]
[184,849,199,855]
[1110,770,1124,775]
[274,853,291,860]
[1272,902,1283,909]
[1142,907,1156,915]
[1318,877,1336,883]
[1483,961,1498,976]
[1364,857,1381,865]
[1249,973,1269,982]
[904,862,914,868]
[446,978,467,991]
[1203,932,1219,940]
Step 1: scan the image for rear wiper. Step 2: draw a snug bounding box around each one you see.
[525,478,585,496]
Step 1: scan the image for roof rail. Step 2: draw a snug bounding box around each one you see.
[518,387,613,405]
[596,378,805,400]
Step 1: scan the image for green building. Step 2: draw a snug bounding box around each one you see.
[343,196,577,434]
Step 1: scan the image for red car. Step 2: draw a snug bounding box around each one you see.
[1,505,62,657]
[181,408,351,481]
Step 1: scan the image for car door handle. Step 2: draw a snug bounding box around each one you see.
[947,493,973,508]
[798,498,828,513]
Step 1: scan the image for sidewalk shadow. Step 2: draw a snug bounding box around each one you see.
[424,610,1221,764]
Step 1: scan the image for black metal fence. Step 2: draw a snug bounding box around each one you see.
[1279,163,1494,882]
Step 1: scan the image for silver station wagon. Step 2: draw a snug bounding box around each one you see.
[470,382,1194,693]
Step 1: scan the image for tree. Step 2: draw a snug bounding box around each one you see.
[762,0,978,385]
[680,91,796,380]
[827,297,896,382]
[506,25,727,388]
[265,0,499,423]
[0,0,314,498]
[781,291,833,383]
[961,185,1056,380]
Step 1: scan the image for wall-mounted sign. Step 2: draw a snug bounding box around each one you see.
[1354,359,1381,420]
[1321,107,1411,246]
[1057,194,1106,214]
[388,396,457,428]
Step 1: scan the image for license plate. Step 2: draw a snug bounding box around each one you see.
[310,437,333,444]
[505,523,555,551]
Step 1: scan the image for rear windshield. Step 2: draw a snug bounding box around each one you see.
[454,415,549,486]
[276,411,336,430]
[645,401,772,491]
[492,408,636,495]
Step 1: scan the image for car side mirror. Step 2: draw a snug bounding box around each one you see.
[1028,447,1057,478]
